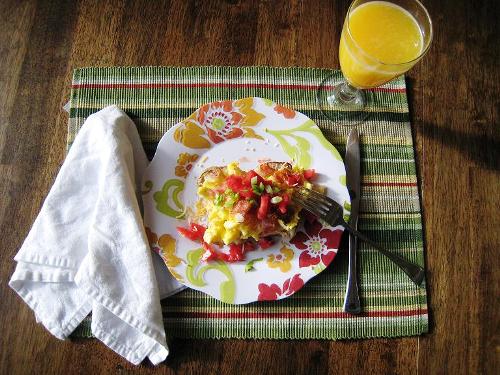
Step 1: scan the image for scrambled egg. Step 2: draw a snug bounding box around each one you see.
[197,162,257,244]
[196,161,303,245]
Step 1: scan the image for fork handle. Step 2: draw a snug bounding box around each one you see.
[342,221,425,286]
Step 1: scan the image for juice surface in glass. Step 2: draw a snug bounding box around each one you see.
[339,1,424,89]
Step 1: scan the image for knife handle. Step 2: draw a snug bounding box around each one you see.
[343,227,361,314]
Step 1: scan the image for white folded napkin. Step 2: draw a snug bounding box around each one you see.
[9,105,184,365]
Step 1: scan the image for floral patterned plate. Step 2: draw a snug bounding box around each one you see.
[142,97,350,304]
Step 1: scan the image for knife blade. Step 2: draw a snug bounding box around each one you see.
[343,129,361,314]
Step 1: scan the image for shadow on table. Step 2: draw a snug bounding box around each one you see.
[415,121,500,172]
[404,77,499,172]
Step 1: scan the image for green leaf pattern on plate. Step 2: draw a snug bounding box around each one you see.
[153,178,185,218]
[344,201,351,212]
[267,120,342,169]
[343,201,351,222]
[186,248,236,304]
[339,175,347,186]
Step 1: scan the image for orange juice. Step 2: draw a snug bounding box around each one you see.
[339,1,424,88]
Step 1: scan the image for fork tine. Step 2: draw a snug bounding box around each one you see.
[294,191,332,210]
[292,195,328,217]
[294,188,336,212]
[296,187,337,206]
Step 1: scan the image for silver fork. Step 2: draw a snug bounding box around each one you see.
[292,187,425,286]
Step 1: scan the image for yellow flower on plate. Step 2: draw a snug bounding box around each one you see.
[173,120,211,149]
[158,234,182,269]
[267,246,294,273]
[234,97,265,127]
[146,229,184,282]
[175,152,199,178]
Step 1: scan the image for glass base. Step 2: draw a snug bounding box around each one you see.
[316,75,373,125]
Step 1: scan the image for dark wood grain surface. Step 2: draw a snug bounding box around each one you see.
[0,0,498,374]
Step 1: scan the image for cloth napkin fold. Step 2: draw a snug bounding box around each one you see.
[9,105,183,365]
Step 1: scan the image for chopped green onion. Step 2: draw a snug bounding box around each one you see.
[214,193,224,206]
[224,192,239,208]
[265,185,274,194]
[271,196,283,204]
[245,258,264,272]
[259,182,264,190]
[273,186,281,193]
[250,176,258,186]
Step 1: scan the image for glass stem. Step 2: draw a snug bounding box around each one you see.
[337,82,360,103]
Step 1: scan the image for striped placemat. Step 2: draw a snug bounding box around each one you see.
[69,66,428,340]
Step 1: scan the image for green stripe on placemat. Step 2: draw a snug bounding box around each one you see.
[68,66,428,340]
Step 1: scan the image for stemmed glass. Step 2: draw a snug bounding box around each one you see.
[317,0,433,124]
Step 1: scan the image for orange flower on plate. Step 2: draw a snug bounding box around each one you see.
[197,100,244,143]
[274,104,296,119]
[196,98,264,144]
[175,152,199,178]
[173,98,265,147]
[267,246,294,272]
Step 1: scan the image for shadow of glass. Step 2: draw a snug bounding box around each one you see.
[404,77,499,172]
[415,121,500,171]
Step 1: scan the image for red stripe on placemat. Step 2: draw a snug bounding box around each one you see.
[71,82,406,93]
[363,182,417,187]
[168,309,427,319]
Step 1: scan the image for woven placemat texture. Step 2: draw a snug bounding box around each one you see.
[68,66,428,340]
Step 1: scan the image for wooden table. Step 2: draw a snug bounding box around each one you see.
[1,1,498,374]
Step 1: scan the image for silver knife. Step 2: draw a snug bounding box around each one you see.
[343,129,361,314]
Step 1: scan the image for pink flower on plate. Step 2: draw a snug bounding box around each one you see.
[257,274,305,301]
[290,220,343,268]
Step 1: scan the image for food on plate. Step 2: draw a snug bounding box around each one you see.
[176,161,317,262]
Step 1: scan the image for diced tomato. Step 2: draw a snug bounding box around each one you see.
[228,243,245,261]
[238,189,254,199]
[278,193,290,214]
[190,223,206,237]
[286,173,303,186]
[176,227,197,241]
[201,241,218,261]
[242,170,259,185]
[217,252,230,262]
[257,194,270,220]
[226,175,244,192]
[303,169,316,180]
[177,223,206,241]
[258,237,274,249]
[227,173,258,198]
